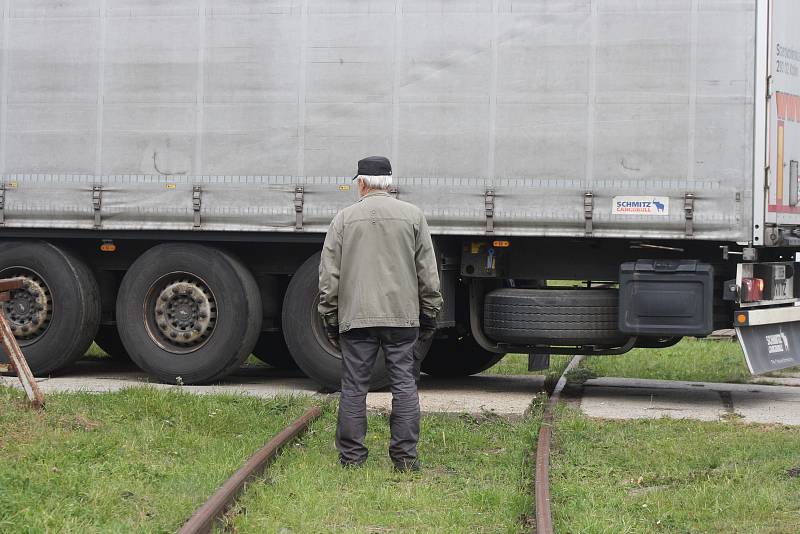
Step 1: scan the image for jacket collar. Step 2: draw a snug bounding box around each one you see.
[358,191,391,202]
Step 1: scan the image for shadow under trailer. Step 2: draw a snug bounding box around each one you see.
[1,1,798,390]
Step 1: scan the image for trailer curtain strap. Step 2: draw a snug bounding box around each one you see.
[684,193,695,237]
[0,184,5,226]
[584,192,594,237]
[294,186,304,230]
[92,185,102,229]
[192,186,202,229]
[485,189,494,234]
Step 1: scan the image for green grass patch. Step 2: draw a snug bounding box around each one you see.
[551,406,800,533]
[582,338,750,384]
[484,339,755,384]
[84,342,109,359]
[483,353,574,377]
[225,401,545,533]
[0,386,314,533]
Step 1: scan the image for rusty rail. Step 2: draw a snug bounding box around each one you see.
[534,355,583,534]
[178,405,322,534]
[0,277,44,409]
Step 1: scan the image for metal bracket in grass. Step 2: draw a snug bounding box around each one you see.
[787,467,800,478]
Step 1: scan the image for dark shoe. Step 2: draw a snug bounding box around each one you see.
[392,459,420,472]
[340,459,365,469]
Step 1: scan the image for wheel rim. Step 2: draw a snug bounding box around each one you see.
[143,272,217,355]
[311,294,341,360]
[0,268,53,347]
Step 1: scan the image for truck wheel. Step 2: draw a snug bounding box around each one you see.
[483,288,628,346]
[282,252,390,392]
[421,333,505,377]
[94,325,130,361]
[0,241,100,375]
[253,333,298,369]
[116,244,262,385]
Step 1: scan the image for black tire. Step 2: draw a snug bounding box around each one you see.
[421,333,505,377]
[116,244,262,385]
[0,241,100,375]
[282,252,390,392]
[484,288,628,346]
[252,333,298,369]
[94,325,130,360]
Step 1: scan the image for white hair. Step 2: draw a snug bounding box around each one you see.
[358,175,392,190]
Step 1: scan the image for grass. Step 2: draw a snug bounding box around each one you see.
[10,329,799,532]
[0,386,314,533]
[3,374,800,532]
[551,405,800,533]
[84,342,109,359]
[483,354,574,376]
[224,403,545,533]
[582,338,751,384]
[484,338,755,384]
[0,384,546,534]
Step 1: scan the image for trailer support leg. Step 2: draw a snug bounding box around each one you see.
[0,278,44,409]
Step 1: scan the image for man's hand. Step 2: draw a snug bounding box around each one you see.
[419,314,437,333]
[325,323,340,350]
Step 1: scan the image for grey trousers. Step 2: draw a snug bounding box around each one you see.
[337,326,420,465]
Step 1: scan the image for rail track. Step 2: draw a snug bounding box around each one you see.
[534,355,584,534]
[173,354,577,534]
[178,405,322,534]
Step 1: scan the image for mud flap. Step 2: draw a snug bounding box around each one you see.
[736,322,800,374]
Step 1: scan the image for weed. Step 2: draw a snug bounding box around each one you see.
[564,367,596,386]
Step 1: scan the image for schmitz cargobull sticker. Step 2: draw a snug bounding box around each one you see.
[612,196,670,216]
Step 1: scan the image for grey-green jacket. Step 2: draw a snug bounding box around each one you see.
[318,191,443,333]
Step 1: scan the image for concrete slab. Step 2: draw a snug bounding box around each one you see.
[581,382,726,422]
[752,377,800,387]
[371,375,545,417]
[730,388,800,425]
[0,361,545,417]
[581,377,800,426]
[0,363,320,397]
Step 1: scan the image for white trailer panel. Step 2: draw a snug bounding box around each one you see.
[765,1,800,231]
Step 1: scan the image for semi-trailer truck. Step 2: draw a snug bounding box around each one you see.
[1,0,798,391]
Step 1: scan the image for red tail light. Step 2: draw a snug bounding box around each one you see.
[741,277,764,302]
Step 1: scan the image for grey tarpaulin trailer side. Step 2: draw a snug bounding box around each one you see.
[0,1,796,389]
[0,173,746,241]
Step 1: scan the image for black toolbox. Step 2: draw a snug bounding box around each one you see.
[618,260,714,336]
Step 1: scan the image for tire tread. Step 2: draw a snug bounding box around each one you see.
[483,288,627,345]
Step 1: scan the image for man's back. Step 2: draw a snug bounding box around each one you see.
[319,190,441,332]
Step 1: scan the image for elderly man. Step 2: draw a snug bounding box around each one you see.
[318,156,442,471]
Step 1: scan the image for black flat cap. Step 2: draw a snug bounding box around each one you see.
[353,156,392,180]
